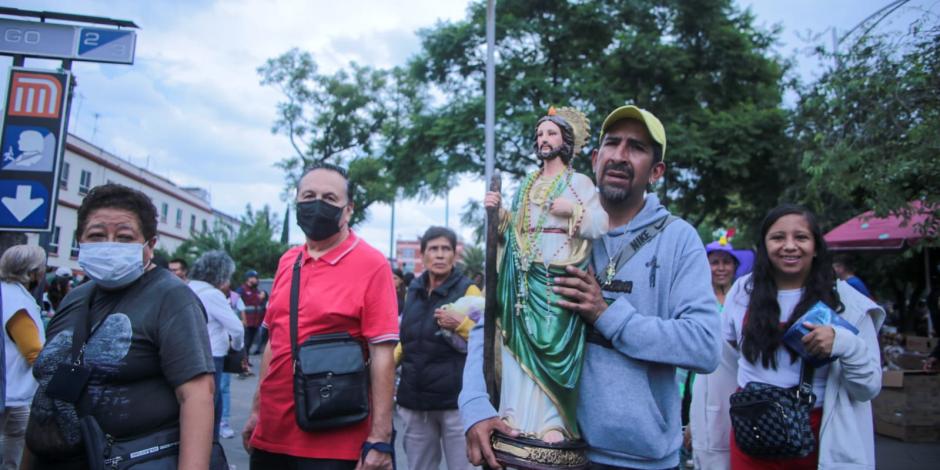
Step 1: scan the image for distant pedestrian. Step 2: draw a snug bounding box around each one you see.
[1,245,46,470]
[687,240,749,470]
[188,250,245,441]
[169,257,189,281]
[723,205,883,469]
[236,270,265,354]
[832,255,872,298]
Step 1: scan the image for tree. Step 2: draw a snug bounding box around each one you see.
[258,49,395,225]
[459,244,484,279]
[172,205,288,279]
[793,13,940,239]
[402,0,792,230]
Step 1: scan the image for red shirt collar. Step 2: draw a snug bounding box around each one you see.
[300,230,360,266]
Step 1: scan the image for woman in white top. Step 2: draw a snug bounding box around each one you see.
[723,205,883,470]
[0,245,46,470]
[187,250,245,441]
[688,240,747,470]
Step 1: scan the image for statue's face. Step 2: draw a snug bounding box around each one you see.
[536,120,565,160]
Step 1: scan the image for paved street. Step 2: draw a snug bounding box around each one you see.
[220,365,940,470]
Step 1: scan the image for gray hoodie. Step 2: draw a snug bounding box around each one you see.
[460,194,721,469]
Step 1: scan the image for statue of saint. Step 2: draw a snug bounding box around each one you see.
[484,106,608,444]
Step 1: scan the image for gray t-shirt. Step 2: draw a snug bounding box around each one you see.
[26,267,214,460]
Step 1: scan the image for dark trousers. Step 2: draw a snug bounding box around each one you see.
[255,326,269,353]
[250,449,356,470]
[244,326,260,354]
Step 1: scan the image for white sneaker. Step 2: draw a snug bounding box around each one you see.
[220,421,235,439]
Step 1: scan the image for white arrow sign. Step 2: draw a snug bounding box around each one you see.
[2,185,43,222]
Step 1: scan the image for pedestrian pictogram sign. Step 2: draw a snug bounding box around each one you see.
[0,67,70,231]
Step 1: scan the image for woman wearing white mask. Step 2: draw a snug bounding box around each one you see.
[23,184,220,470]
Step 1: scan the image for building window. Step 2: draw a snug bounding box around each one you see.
[70,237,80,259]
[201,219,208,233]
[78,170,92,195]
[175,208,182,228]
[190,214,196,232]
[59,162,70,190]
[161,203,168,223]
[49,226,61,254]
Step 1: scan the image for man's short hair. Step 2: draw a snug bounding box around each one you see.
[76,184,158,241]
[832,254,855,272]
[420,226,457,253]
[169,258,188,271]
[298,162,355,203]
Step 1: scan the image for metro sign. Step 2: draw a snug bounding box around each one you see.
[7,71,63,118]
[0,67,70,231]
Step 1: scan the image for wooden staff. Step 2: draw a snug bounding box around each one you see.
[484,172,501,408]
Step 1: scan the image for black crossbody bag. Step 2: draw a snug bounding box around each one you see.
[729,361,817,458]
[289,251,370,431]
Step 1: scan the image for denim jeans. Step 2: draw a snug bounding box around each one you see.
[212,356,224,441]
[0,406,29,470]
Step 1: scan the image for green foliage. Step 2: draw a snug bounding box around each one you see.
[459,244,484,279]
[171,205,288,280]
[259,0,790,231]
[405,0,791,231]
[793,14,940,240]
[257,49,394,225]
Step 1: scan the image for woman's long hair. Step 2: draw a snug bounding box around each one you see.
[742,204,843,368]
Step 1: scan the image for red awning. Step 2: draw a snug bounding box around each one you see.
[824,201,933,251]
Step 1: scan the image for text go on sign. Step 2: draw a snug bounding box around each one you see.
[0,18,135,64]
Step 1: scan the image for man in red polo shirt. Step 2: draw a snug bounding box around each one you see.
[243,163,398,470]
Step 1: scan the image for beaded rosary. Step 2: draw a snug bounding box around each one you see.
[512,167,575,316]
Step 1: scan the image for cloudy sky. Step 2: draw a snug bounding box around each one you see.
[1,0,934,257]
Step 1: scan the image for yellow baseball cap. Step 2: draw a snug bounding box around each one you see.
[599,105,667,160]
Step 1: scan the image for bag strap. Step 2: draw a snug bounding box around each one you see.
[796,361,816,405]
[289,250,304,365]
[598,215,678,288]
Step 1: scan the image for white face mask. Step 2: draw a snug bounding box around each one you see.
[78,242,148,289]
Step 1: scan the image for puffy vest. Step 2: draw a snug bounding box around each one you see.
[396,269,473,411]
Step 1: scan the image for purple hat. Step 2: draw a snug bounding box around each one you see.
[705,241,754,279]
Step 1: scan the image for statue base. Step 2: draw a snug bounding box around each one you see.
[491,432,590,470]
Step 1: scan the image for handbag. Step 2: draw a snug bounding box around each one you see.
[729,361,817,458]
[289,251,370,431]
[222,346,245,374]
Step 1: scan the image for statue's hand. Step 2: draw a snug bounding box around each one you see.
[466,417,518,469]
[549,197,574,218]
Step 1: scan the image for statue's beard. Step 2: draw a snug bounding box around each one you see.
[537,144,566,161]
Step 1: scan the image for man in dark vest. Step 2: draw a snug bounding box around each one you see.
[397,226,480,470]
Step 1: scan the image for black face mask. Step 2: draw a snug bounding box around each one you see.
[296,199,345,241]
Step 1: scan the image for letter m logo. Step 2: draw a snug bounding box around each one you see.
[8,72,63,118]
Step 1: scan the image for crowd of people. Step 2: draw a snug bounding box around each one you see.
[0,102,916,470]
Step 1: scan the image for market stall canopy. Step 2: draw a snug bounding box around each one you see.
[825,201,934,251]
